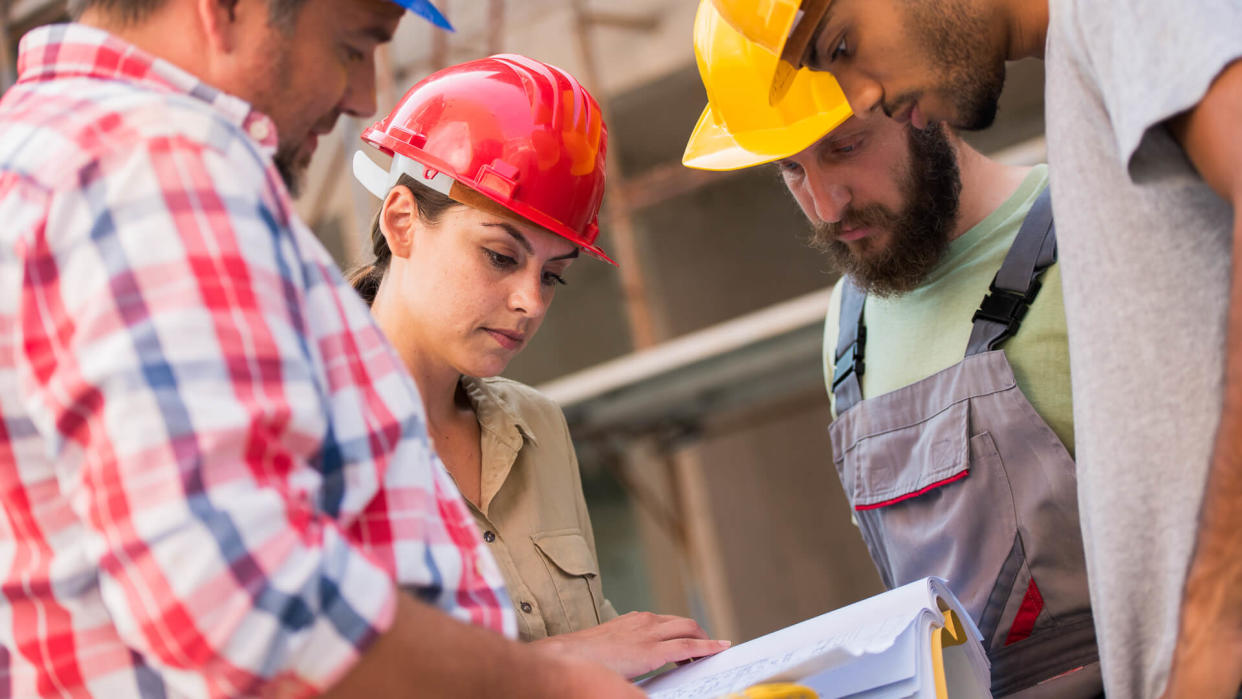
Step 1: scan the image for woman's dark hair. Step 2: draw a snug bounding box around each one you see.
[347,174,460,306]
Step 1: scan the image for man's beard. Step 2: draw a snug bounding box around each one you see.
[809,125,962,297]
[909,0,1006,131]
[274,146,306,198]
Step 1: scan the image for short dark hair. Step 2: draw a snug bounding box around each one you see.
[70,0,310,28]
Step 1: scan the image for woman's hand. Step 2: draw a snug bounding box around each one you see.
[532,611,731,679]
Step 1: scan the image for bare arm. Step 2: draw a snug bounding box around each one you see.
[321,593,645,698]
[1163,57,1242,699]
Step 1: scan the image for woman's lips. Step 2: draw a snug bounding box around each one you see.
[484,328,525,350]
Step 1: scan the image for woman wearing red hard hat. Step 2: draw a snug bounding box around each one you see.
[349,54,730,678]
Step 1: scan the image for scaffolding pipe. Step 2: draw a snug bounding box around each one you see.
[486,0,504,55]
[570,0,661,350]
[430,0,450,71]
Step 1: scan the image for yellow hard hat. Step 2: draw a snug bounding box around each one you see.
[682,0,851,171]
[710,0,832,103]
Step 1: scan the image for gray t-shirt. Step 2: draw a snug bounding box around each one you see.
[1044,0,1242,696]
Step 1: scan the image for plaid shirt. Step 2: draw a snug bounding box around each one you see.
[0,24,516,698]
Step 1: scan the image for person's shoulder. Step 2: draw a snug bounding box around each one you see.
[1,77,264,191]
[479,377,563,420]
[477,376,571,442]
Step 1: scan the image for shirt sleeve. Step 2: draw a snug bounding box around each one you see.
[1068,0,1242,179]
[19,132,396,697]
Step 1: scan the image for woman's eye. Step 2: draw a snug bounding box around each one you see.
[485,249,517,269]
[343,45,365,62]
[541,271,567,288]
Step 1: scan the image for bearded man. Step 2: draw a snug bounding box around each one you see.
[684,8,1101,687]
[796,115,1100,699]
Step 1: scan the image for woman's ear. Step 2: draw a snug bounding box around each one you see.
[380,185,420,259]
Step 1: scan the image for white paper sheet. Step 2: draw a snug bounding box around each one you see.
[639,578,989,699]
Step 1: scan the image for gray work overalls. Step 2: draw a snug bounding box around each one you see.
[829,190,1100,697]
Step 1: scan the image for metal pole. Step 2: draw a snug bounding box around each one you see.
[569,0,661,350]
[486,0,504,55]
[430,0,450,71]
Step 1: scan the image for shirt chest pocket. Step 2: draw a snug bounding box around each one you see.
[531,529,604,634]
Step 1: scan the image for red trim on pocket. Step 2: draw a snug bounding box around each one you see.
[1004,578,1044,646]
[854,470,970,511]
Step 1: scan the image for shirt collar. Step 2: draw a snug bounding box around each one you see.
[15,23,279,154]
[461,376,538,452]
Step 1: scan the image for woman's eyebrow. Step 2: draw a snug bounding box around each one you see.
[484,222,534,253]
[485,222,580,260]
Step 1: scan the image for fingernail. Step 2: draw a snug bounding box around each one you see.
[718,640,732,647]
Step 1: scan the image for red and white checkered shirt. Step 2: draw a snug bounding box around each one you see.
[0,24,516,698]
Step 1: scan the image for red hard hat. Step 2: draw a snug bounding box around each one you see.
[356,54,614,265]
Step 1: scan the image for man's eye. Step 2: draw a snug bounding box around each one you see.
[829,37,848,62]
[776,160,803,175]
[343,45,366,62]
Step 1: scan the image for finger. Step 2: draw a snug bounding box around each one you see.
[651,616,712,641]
[657,638,732,665]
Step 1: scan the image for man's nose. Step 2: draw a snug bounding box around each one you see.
[834,71,884,117]
[805,170,852,224]
[341,55,380,119]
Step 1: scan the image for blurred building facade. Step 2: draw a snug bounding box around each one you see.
[3,0,1048,644]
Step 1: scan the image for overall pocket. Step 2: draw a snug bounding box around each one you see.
[531,529,605,633]
[833,398,1029,651]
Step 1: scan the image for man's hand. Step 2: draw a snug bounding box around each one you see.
[1164,56,1242,699]
[323,593,645,698]
[532,611,731,679]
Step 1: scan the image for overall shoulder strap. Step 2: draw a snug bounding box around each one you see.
[966,186,1058,356]
[832,278,867,414]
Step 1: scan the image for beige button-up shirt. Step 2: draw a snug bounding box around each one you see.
[461,376,618,641]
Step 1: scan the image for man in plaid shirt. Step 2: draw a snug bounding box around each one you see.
[0,0,642,696]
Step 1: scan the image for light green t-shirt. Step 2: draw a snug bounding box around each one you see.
[823,165,1074,456]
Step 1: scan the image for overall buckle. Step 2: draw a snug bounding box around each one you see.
[832,326,866,389]
[972,278,1042,338]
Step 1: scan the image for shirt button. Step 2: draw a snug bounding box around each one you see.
[248,120,271,142]
[483,530,496,543]
[520,602,533,613]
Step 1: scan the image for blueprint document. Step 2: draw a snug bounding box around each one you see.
[639,577,991,699]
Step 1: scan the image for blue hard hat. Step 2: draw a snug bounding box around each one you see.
[391,0,454,31]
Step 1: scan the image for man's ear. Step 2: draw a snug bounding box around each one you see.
[197,0,242,53]
[380,186,420,259]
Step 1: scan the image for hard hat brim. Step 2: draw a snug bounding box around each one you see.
[683,105,783,171]
[390,0,455,31]
[682,97,853,172]
[353,150,618,266]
